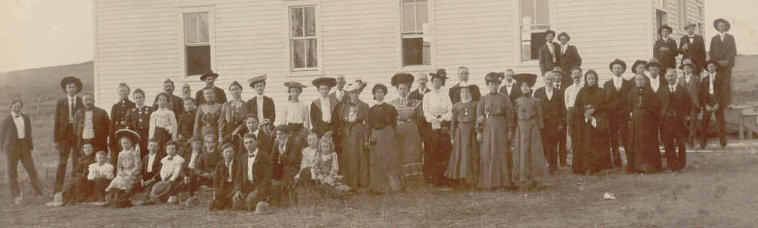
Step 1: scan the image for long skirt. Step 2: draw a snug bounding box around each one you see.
[423,124,452,185]
[339,123,369,189]
[445,121,478,184]
[512,119,547,188]
[478,116,512,189]
[368,127,402,193]
[572,118,613,174]
[154,127,171,154]
[628,109,662,173]
[396,122,423,185]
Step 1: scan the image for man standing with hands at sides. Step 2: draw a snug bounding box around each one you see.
[534,72,565,174]
[195,71,227,105]
[603,59,632,169]
[110,83,135,156]
[709,18,737,105]
[53,76,83,200]
[422,71,454,186]
[74,93,111,158]
[449,67,482,104]
[3,100,44,205]
[654,25,678,78]
[329,75,348,104]
[700,61,728,148]
[557,32,582,86]
[127,89,154,159]
[499,69,523,103]
[564,67,584,160]
[679,23,706,75]
[153,79,184,120]
[538,30,560,76]
[409,73,431,101]
[660,69,690,172]
[679,59,701,147]
[248,74,276,125]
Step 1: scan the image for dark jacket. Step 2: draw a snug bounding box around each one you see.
[699,73,725,107]
[603,78,633,120]
[195,151,222,178]
[110,99,135,138]
[195,86,228,105]
[709,33,737,68]
[271,138,302,183]
[534,87,566,129]
[679,34,706,68]
[1,113,33,152]
[659,85,691,124]
[539,42,561,74]
[54,96,83,143]
[408,88,430,102]
[74,107,111,151]
[654,38,679,69]
[499,82,523,103]
[247,95,276,123]
[126,106,154,133]
[235,151,272,194]
[179,109,196,140]
[558,45,582,73]
[141,153,165,182]
[310,96,339,137]
[680,74,701,109]
[213,159,237,196]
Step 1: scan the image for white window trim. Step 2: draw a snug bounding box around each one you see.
[178,6,216,79]
[512,0,555,67]
[284,1,323,77]
[396,0,436,72]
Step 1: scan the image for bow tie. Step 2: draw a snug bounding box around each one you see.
[248,153,256,158]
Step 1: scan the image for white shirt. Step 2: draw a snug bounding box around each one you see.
[669,85,677,93]
[545,87,554,101]
[68,95,76,123]
[706,72,716,94]
[188,150,200,169]
[82,110,94,140]
[149,108,178,139]
[147,153,157,173]
[502,82,514,95]
[319,97,331,122]
[650,77,661,92]
[564,84,583,109]
[458,81,469,87]
[688,35,695,44]
[547,42,557,62]
[422,89,453,123]
[227,160,234,182]
[613,76,623,90]
[11,112,24,139]
[561,44,568,55]
[247,150,258,181]
[719,33,726,42]
[255,95,265,121]
[87,162,115,180]
[281,101,310,129]
[159,155,185,182]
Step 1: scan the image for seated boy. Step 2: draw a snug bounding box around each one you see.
[233,135,272,211]
[193,134,221,190]
[183,138,203,197]
[139,139,164,193]
[149,141,186,204]
[86,151,115,202]
[208,143,239,210]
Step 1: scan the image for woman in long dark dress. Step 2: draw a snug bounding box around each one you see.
[511,73,547,190]
[572,70,613,174]
[193,88,222,141]
[390,73,424,188]
[218,81,250,142]
[334,82,370,189]
[477,73,515,190]
[367,84,401,193]
[627,74,662,174]
[445,85,479,186]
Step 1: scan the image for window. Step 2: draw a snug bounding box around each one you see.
[289,6,318,71]
[519,0,550,61]
[678,0,687,31]
[183,12,212,76]
[656,9,668,37]
[697,6,704,35]
[401,0,430,66]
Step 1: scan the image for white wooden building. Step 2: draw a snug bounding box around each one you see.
[93,0,705,119]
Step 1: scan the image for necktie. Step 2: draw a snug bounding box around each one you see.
[69,97,75,122]
[257,97,264,120]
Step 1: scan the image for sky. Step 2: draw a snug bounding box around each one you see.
[0,0,757,72]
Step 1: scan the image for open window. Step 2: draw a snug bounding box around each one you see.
[519,0,551,61]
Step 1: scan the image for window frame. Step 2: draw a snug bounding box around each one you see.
[397,0,435,72]
[179,6,215,78]
[678,0,688,32]
[284,1,323,77]
[514,0,555,66]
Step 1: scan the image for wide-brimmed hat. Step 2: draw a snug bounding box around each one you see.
[283,81,307,89]
[684,23,697,30]
[115,129,140,144]
[713,18,731,32]
[485,72,503,83]
[550,66,565,77]
[658,25,673,34]
[557,32,570,41]
[312,77,337,88]
[254,201,273,215]
[647,58,661,69]
[149,181,172,202]
[200,71,219,81]
[609,59,627,72]
[704,60,721,70]
[248,74,267,87]
[60,76,83,93]
[631,60,648,74]
[680,59,694,69]
[229,81,243,89]
[391,73,414,87]
[429,68,448,82]
[545,30,556,37]
[513,73,537,88]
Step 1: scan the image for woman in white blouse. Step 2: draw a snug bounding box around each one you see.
[149,93,178,151]
[281,81,310,138]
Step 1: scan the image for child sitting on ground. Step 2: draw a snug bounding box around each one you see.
[87,151,115,203]
[294,132,319,185]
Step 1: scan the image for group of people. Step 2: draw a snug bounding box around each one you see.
[2,19,737,212]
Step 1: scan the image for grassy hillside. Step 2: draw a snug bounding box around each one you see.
[732,55,758,103]
[0,61,93,116]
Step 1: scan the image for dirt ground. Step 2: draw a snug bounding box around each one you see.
[1,118,757,227]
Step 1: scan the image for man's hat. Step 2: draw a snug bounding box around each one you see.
[704,59,721,70]
[229,81,243,89]
[658,25,673,34]
[60,76,83,93]
[429,68,449,81]
[149,181,171,202]
[647,58,661,69]
[391,73,414,87]
[254,201,273,215]
[684,23,697,30]
[545,29,556,37]
[200,71,219,81]
[631,60,648,74]
[713,18,731,32]
[115,129,140,144]
[680,59,694,69]
[283,81,307,89]
[513,73,537,88]
[551,66,565,77]
[248,74,267,87]
[557,32,570,41]
[608,59,627,72]
[485,72,504,83]
[312,77,337,88]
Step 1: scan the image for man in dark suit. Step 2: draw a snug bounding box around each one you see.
[448,67,482,104]
[232,135,272,211]
[138,139,164,193]
[700,61,728,148]
[329,74,348,104]
[153,79,184,120]
[195,72,227,105]
[74,93,110,154]
[557,32,582,86]
[109,83,135,155]
[233,115,274,156]
[53,76,84,196]
[409,73,430,102]
[679,23,707,75]
[247,75,276,124]
[538,30,561,76]
[2,100,44,204]
[208,142,240,210]
[660,70,690,172]
[603,59,633,169]
[271,125,301,206]
[654,25,679,78]
[679,59,702,146]
[178,98,197,140]
[310,77,339,138]
[709,18,737,105]
[534,72,566,174]
[127,89,154,159]
[499,69,523,103]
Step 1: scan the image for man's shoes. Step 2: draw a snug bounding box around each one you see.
[45,192,63,207]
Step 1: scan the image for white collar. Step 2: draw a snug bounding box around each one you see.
[248,149,259,158]
[11,112,21,118]
[458,81,468,86]
[68,95,76,100]
[371,99,386,106]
